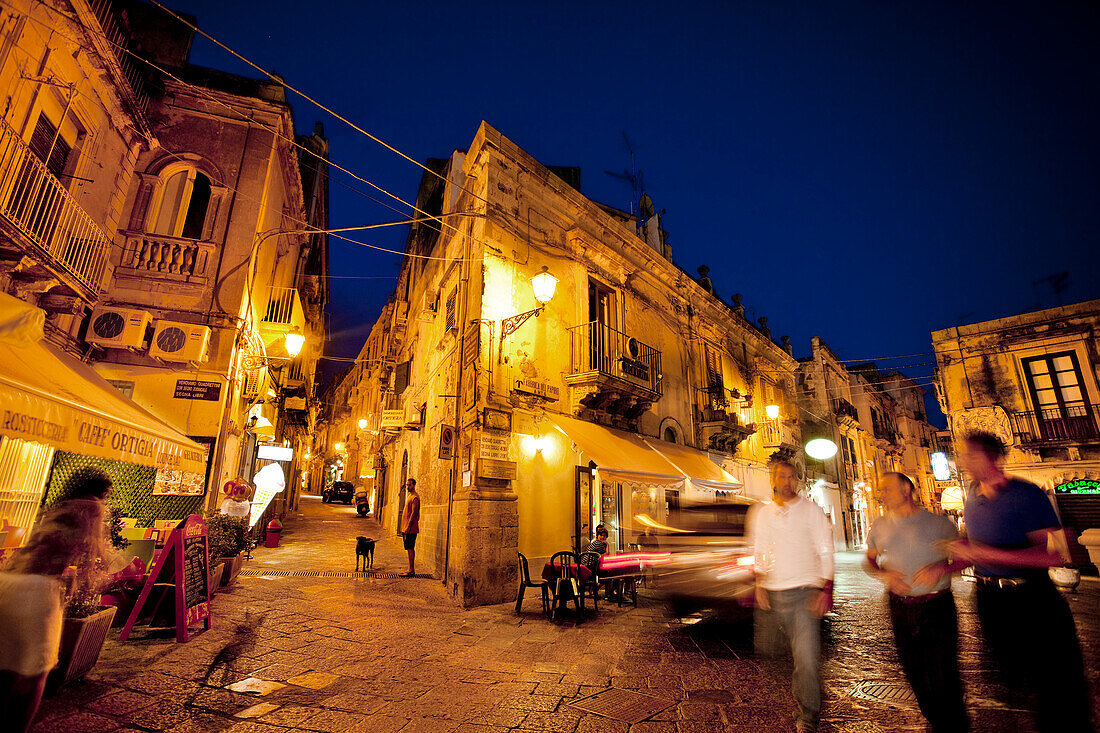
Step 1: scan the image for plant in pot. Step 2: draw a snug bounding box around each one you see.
[207,513,250,587]
[48,556,116,693]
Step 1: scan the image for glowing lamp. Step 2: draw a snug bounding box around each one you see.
[334,442,344,452]
[304,451,311,459]
[765,404,780,420]
[357,418,368,430]
[284,327,305,357]
[249,416,275,440]
[805,437,838,460]
[531,266,558,305]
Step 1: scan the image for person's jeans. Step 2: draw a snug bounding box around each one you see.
[754,586,821,727]
[888,591,968,732]
[976,576,1092,732]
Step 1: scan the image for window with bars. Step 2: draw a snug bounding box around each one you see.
[1022,352,1095,440]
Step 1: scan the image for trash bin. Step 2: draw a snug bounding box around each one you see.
[264,518,283,548]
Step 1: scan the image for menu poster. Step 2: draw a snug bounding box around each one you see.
[153,440,213,496]
[119,515,211,643]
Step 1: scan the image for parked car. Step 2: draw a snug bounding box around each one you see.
[644,497,758,617]
[322,481,355,504]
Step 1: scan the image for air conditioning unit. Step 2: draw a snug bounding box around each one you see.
[148,320,211,362]
[87,306,151,349]
[241,365,267,400]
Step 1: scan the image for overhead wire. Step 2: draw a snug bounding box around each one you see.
[11,0,484,263]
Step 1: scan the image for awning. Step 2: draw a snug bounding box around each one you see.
[940,486,964,512]
[0,293,207,475]
[642,437,743,492]
[547,414,742,493]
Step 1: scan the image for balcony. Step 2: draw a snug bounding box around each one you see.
[86,0,152,114]
[260,286,305,331]
[696,387,755,452]
[565,321,662,422]
[0,118,110,300]
[1011,405,1100,446]
[760,417,798,450]
[833,397,859,425]
[117,233,215,285]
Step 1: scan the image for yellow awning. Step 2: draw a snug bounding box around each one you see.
[643,438,743,491]
[0,294,207,475]
[548,414,687,489]
[547,414,742,492]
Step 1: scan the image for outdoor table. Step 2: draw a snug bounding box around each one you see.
[541,560,591,619]
[598,552,672,605]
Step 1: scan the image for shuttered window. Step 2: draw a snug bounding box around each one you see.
[29,114,72,179]
[394,359,410,394]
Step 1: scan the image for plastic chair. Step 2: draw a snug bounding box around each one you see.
[577,551,601,611]
[515,552,550,616]
[547,551,583,621]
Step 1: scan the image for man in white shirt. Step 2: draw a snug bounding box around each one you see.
[748,459,834,733]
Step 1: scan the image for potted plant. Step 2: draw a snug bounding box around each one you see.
[207,513,250,587]
[48,558,116,693]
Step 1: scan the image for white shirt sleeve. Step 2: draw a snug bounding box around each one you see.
[814,504,834,584]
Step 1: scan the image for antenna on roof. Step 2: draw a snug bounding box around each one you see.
[603,130,644,217]
[1032,271,1070,308]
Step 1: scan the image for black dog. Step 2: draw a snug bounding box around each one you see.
[355,536,375,571]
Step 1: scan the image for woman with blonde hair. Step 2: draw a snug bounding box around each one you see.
[0,466,112,732]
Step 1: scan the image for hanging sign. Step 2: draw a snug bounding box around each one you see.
[118,514,211,643]
[381,410,404,429]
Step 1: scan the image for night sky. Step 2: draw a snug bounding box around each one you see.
[176,1,1100,425]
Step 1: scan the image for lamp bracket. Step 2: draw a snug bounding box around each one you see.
[500,306,544,339]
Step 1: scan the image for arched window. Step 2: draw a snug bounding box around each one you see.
[663,426,679,443]
[152,168,211,239]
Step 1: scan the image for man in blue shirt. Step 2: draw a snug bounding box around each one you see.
[946,431,1092,732]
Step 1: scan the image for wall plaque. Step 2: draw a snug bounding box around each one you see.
[514,378,559,401]
[479,433,511,461]
[477,458,517,480]
[174,379,221,401]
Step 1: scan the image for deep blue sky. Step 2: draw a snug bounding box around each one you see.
[178,1,1100,424]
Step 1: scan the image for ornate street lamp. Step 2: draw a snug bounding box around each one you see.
[500,266,558,360]
[284,326,305,358]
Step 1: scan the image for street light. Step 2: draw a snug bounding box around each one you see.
[284,326,305,357]
[334,442,344,452]
[357,417,368,430]
[500,266,558,361]
[805,436,838,460]
[765,404,780,420]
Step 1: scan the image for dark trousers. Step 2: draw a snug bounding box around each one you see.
[976,577,1092,733]
[888,591,969,733]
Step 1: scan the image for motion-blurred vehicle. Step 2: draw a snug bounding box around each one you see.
[322,481,354,504]
[641,496,759,617]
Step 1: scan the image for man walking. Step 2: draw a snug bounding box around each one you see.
[400,478,420,577]
[748,460,834,733]
[947,431,1092,732]
[865,472,968,732]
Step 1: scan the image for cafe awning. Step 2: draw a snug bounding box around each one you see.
[548,414,742,492]
[0,293,207,475]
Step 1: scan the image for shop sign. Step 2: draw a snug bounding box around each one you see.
[381,410,404,429]
[931,452,951,481]
[257,444,294,462]
[1054,479,1100,495]
[173,379,222,401]
[513,378,559,401]
[480,433,510,461]
[478,457,517,480]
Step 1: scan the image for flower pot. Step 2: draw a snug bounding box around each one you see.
[219,554,246,587]
[208,562,225,597]
[48,606,117,693]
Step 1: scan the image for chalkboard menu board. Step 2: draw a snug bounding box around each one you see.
[119,515,211,643]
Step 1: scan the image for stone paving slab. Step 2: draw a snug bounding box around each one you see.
[29,497,1100,733]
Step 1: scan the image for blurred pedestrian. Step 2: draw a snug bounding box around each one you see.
[0,466,113,733]
[946,430,1092,732]
[748,459,834,733]
[400,478,420,577]
[865,472,968,732]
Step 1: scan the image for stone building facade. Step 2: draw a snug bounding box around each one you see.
[932,299,1100,571]
[325,123,802,607]
[0,1,326,533]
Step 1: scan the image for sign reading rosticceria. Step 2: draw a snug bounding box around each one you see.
[1054,479,1100,495]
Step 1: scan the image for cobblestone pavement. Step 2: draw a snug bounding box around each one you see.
[31,496,1099,733]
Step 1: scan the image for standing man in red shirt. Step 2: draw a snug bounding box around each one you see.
[400,479,420,577]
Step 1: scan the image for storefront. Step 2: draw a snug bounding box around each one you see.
[0,294,206,548]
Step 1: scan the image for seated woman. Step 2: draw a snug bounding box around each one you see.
[579,524,610,573]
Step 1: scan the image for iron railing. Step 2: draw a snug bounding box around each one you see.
[1011,405,1100,444]
[760,418,795,447]
[567,321,662,395]
[261,286,303,328]
[697,386,730,412]
[88,0,151,114]
[833,397,859,421]
[0,118,110,296]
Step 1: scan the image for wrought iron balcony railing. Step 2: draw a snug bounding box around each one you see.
[88,0,151,114]
[760,417,797,448]
[567,321,662,396]
[833,397,859,421]
[0,118,110,297]
[1011,405,1100,445]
